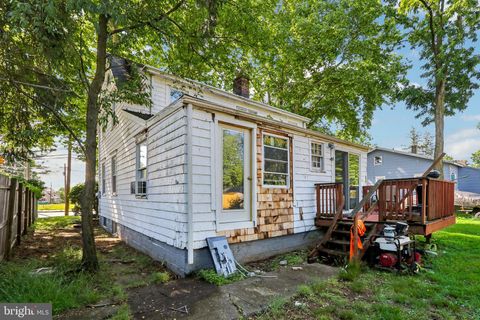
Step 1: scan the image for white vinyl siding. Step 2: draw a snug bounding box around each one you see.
[98,101,188,249]
[293,135,367,233]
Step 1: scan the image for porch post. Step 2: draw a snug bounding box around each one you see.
[186,103,194,264]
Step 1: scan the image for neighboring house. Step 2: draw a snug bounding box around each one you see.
[457,166,480,194]
[367,147,480,194]
[98,57,369,276]
[39,188,62,204]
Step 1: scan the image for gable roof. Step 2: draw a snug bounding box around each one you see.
[108,56,369,152]
[370,147,462,167]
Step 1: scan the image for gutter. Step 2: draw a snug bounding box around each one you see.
[186,103,194,264]
[182,96,370,152]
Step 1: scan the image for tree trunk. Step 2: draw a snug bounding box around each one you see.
[80,14,108,272]
[433,78,446,178]
[65,139,72,216]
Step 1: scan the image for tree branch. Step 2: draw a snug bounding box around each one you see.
[418,0,439,61]
[15,86,86,155]
[109,0,186,35]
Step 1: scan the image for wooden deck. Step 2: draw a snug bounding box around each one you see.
[314,178,456,236]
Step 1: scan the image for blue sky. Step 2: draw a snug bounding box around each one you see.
[368,45,480,162]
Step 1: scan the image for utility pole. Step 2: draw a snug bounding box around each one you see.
[24,161,31,181]
[64,140,72,216]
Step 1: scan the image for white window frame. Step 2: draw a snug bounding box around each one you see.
[310,140,325,172]
[213,114,257,232]
[111,155,117,195]
[262,133,290,189]
[135,140,148,198]
[374,155,383,166]
[101,162,106,195]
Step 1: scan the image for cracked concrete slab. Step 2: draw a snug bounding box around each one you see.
[185,263,338,320]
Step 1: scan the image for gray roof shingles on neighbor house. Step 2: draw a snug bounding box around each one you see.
[367,147,480,194]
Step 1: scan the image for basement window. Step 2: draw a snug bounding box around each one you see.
[263,134,289,187]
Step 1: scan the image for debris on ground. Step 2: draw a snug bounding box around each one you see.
[29,267,54,275]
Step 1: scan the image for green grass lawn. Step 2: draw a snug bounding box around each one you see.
[255,215,480,320]
[0,216,172,317]
[37,203,74,211]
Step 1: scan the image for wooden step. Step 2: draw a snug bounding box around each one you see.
[318,247,348,256]
[332,229,350,235]
[327,239,350,246]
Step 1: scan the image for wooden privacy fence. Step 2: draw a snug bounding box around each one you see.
[0,175,37,262]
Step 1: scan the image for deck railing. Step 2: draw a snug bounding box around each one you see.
[315,183,343,219]
[319,178,455,224]
[362,178,455,223]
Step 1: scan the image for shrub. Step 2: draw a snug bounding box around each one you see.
[151,272,170,284]
[69,182,98,214]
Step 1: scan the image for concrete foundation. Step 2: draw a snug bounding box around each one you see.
[101,217,323,276]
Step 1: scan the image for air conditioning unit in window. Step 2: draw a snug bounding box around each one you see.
[131,181,147,196]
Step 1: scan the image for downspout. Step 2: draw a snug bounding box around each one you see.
[186,103,194,264]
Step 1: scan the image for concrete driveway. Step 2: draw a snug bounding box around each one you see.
[38,210,74,218]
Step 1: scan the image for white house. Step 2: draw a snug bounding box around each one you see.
[98,57,369,276]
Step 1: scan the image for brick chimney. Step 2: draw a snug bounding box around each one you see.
[411,144,418,154]
[233,75,249,98]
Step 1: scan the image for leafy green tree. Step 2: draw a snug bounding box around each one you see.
[398,0,480,176]
[2,0,276,271]
[471,150,480,168]
[443,154,454,161]
[252,0,407,140]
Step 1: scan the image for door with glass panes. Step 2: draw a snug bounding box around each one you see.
[218,124,252,223]
[335,150,360,210]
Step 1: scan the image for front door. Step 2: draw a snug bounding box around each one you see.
[218,124,252,223]
[335,150,360,210]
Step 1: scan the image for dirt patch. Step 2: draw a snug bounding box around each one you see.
[127,278,218,319]
[12,219,120,261]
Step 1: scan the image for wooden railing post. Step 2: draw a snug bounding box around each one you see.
[422,179,427,224]
[4,178,17,260]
